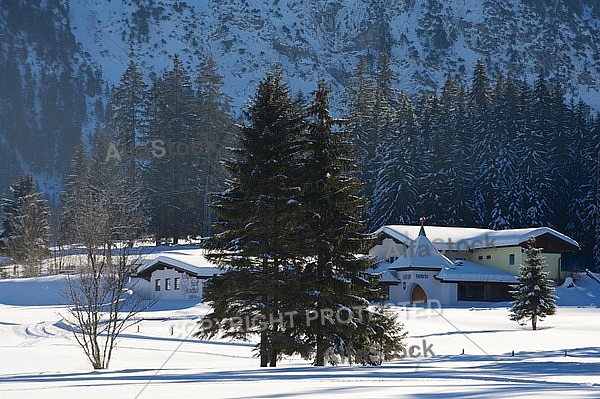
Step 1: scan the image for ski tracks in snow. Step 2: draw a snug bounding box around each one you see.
[12,320,71,347]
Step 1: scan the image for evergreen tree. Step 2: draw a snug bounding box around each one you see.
[198,68,306,367]
[370,54,419,228]
[371,91,418,228]
[109,60,147,186]
[509,237,557,330]
[584,113,600,268]
[563,101,593,258]
[61,130,147,250]
[193,57,234,237]
[343,58,378,219]
[0,174,50,277]
[299,80,406,366]
[469,59,492,110]
[548,79,573,233]
[433,74,476,225]
[468,60,493,226]
[143,54,203,243]
[485,75,521,229]
[60,138,90,244]
[515,77,553,227]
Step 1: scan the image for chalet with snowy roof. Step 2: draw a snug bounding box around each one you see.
[370,223,579,305]
[134,253,221,301]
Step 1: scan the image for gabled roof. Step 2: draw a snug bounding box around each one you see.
[436,260,518,283]
[374,225,579,252]
[388,234,454,270]
[136,255,221,280]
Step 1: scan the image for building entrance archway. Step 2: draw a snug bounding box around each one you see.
[411,284,427,304]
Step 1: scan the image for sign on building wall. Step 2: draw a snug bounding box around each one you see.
[182,276,200,299]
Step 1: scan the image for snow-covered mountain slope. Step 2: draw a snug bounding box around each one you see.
[70,0,600,111]
[2,0,600,198]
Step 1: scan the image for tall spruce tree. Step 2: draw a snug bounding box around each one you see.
[433,74,476,225]
[371,53,419,228]
[198,68,307,367]
[299,80,406,366]
[0,174,50,277]
[563,101,593,257]
[343,58,378,219]
[485,75,519,229]
[584,112,600,268]
[593,115,600,268]
[468,60,494,226]
[143,54,203,243]
[109,60,147,186]
[60,138,90,244]
[194,57,234,237]
[509,237,557,330]
[515,77,553,227]
[371,93,418,228]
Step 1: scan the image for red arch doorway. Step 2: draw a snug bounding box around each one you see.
[411,284,427,304]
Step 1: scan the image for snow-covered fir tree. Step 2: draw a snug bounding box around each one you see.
[193,57,234,237]
[509,237,558,330]
[299,80,406,366]
[586,114,600,268]
[199,68,307,367]
[59,138,90,244]
[370,64,419,228]
[431,74,476,226]
[143,54,204,243]
[0,174,50,277]
[343,58,378,218]
[109,60,147,186]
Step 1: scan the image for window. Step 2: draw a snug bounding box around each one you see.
[477,255,483,260]
[509,253,515,265]
[458,282,512,302]
[155,279,161,291]
[174,277,180,290]
[165,278,171,290]
[458,283,485,301]
[485,255,492,260]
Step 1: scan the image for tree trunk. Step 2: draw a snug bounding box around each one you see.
[269,348,277,367]
[260,331,269,367]
[532,314,537,330]
[315,331,325,366]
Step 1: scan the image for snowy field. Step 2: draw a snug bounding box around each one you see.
[0,274,599,398]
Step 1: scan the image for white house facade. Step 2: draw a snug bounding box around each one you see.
[133,254,221,301]
[370,224,580,306]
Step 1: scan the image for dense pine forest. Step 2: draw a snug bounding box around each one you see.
[2,53,599,270]
[346,55,599,267]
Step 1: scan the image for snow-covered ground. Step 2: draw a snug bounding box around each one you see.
[0,273,599,398]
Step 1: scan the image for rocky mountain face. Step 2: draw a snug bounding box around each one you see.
[1,0,599,200]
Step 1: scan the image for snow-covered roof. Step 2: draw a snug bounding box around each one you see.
[374,225,579,252]
[379,270,400,283]
[136,252,221,279]
[388,234,455,270]
[436,260,518,283]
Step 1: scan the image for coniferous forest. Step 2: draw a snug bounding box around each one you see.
[3,53,598,271]
[346,55,600,267]
[109,53,597,266]
[69,54,600,267]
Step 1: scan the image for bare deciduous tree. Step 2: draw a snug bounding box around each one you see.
[60,131,152,369]
[62,244,148,369]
